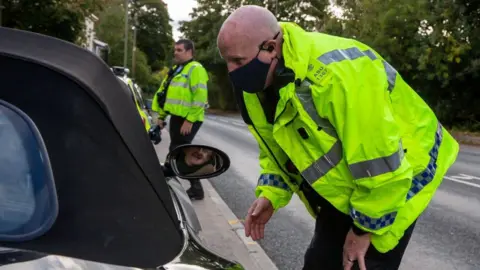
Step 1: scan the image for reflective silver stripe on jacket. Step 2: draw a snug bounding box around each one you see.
[295,80,343,185]
[169,64,207,92]
[169,82,207,92]
[295,78,404,183]
[169,82,188,88]
[317,47,398,92]
[296,80,338,138]
[318,47,378,64]
[191,83,207,92]
[382,61,397,92]
[165,98,206,108]
[348,141,405,180]
[301,141,343,185]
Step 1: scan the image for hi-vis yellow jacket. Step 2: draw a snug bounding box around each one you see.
[152,61,208,123]
[242,22,459,253]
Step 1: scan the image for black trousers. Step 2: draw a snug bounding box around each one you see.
[168,114,203,190]
[302,185,416,270]
[168,114,202,152]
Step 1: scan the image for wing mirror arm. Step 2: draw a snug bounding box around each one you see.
[161,162,176,178]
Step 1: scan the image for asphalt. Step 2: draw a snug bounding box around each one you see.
[193,114,480,270]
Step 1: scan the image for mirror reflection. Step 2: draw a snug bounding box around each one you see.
[172,146,224,177]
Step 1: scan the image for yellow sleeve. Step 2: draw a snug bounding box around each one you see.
[186,66,208,123]
[255,144,293,210]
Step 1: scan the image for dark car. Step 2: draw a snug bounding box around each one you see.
[0,27,244,270]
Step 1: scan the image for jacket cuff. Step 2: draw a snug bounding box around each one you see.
[351,224,369,236]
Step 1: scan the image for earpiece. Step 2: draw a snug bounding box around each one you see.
[267,46,274,52]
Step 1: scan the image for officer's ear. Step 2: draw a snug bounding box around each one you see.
[262,40,278,58]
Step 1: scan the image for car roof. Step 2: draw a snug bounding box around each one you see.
[0,27,182,267]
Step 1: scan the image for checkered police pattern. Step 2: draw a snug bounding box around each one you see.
[350,208,398,230]
[407,123,443,200]
[257,174,291,191]
[350,123,443,230]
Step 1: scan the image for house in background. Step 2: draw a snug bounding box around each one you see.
[84,14,110,63]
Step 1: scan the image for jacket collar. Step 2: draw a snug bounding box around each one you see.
[172,58,195,70]
[279,22,312,81]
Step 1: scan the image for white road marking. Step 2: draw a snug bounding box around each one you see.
[445,176,480,189]
[232,121,246,127]
[207,115,246,127]
[448,173,480,181]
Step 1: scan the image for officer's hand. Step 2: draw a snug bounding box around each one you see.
[180,120,193,135]
[157,119,165,129]
[244,197,274,241]
[343,228,370,270]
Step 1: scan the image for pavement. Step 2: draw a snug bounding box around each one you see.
[154,128,278,270]
[187,113,480,270]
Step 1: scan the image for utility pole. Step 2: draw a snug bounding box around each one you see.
[0,0,4,27]
[132,12,138,77]
[123,0,129,68]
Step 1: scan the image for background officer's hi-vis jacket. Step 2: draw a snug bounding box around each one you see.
[152,60,209,123]
[239,22,459,254]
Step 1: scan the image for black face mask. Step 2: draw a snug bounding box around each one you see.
[229,32,280,94]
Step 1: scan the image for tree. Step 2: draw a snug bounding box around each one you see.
[2,0,109,42]
[329,0,479,129]
[95,0,152,88]
[133,0,174,72]
[180,0,478,129]
[179,0,332,110]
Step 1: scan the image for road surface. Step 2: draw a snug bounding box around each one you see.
[190,114,480,270]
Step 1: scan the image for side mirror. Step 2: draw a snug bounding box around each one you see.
[166,144,230,179]
[0,100,58,242]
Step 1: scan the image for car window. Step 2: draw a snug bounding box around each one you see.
[132,84,146,108]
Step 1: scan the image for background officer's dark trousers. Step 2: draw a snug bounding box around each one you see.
[301,182,416,270]
[168,114,203,200]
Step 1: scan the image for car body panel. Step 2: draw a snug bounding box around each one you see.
[0,182,244,270]
[166,177,202,235]
[117,76,152,131]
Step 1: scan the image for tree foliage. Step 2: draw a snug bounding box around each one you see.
[95,0,173,90]
[3,0,173,92]
[180,0,479,130]
[133,0,174,72]
[2,0,109,42]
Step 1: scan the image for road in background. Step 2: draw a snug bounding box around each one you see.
[190,114,480,270]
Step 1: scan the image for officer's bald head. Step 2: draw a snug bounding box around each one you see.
[217,5,280,50]
[217,5,282,73]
